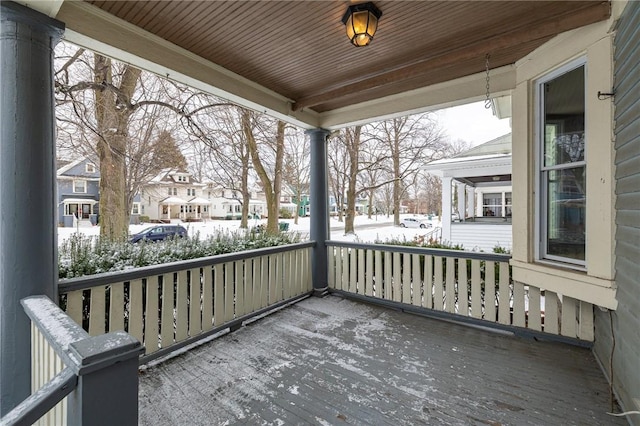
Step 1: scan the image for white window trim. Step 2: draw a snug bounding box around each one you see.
[73,179,87,194]
[534,56,587,269]
[85,163,95,173]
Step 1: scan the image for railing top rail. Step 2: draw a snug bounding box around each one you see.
[58,241,316,292]
[22,296,89,355]
[326,240,511,262]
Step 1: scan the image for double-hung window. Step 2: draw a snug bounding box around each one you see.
[537,59,586,266]
[73,180,87,193]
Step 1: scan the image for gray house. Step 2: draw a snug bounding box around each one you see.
[56,157,100,227]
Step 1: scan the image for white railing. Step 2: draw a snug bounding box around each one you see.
[58,242,314,361]
[327,241,594,343]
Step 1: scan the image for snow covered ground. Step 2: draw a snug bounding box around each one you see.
[58,214,441,246]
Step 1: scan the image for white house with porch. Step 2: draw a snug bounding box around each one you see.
[426,133,513,252]
[140,169,210,222]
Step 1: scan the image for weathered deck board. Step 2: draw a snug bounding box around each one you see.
[138,295,621,426]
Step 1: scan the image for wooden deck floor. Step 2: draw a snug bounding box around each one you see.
[138,295,622,425]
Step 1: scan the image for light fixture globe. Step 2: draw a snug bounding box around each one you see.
[342,2,382,47]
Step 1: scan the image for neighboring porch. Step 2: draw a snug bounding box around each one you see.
[426,134,513,252]
[138,294,620,425]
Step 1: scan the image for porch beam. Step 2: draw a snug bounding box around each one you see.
[0,1,64,415]
[307,129,331,296]
[292,2,610,111]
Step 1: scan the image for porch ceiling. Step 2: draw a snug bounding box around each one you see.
[48,0,610,129]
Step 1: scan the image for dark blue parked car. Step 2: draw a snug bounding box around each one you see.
[129,225,188,243]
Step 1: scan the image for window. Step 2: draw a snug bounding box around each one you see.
[537,60,586,266]
[168,187,177,196]
[73,180,87,193]
[187,188,196,197]
[85,163,95,173]
[481,192,512,217]
[131,203,140,215]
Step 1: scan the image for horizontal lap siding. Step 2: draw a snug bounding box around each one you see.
[450,224,512,252]
[595,2,640,419]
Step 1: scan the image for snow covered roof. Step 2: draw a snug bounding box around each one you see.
[160,196,187,205]
[187,197,211,205]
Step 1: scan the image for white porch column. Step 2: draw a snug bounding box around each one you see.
[457,183,466,221]
[441,177,452,242]
[466,186,476,219]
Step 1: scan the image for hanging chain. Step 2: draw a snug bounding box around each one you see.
[484,53,492,109]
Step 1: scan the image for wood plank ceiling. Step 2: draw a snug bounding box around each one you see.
[86,1,610,114]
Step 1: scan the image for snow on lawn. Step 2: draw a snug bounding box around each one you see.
[58,214,441,246]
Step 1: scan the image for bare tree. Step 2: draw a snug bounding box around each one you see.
[371,114,446,226]
[242,109,285,235]
[55,42,230,238]
[282,129,310,225]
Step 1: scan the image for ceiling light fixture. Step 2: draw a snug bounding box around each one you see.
[342,2,382,47]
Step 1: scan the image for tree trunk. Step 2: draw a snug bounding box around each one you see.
[240,146,250,228]
[367,190,374,219]
[243,109,284,235]
[344,126,361,235]
[93,55,141,240]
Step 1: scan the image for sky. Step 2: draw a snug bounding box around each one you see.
[436,101,512,147]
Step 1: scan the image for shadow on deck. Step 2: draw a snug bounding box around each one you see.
[138,295,620,425]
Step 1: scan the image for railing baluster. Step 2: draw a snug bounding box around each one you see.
[484,261,496,322]
[129,279,144,345]
[470,260,482,319]
[527,286,542,331]
[433,256,444,310]
[424,255,433,309]
[328,246,335,289]
[65,290,83,327]
[458,258,468,316]
[544,291,559,335]
[252,256,261,310]
[512,280,526,327]
[268,255,277,304]
[561,295,577,338]
[578,301,594,341]
[384,251,392,300]
[145,277,160,353]
[365,249,373,297]
[109,283,125,332]
[392,252,401,302]
[374,250,382,298]
[411,254,421,307]
[213,264,225,326]
[202,267,214,331]
[260,255,269,308]
[498,262,510,325]
[160,273,175,347]
[189,268,202,337]
[235,260,245,317]
[349,248,357,293]
[175,272,188,341]
[358,249,365,295]
[402,253,411,304]
[224,262,235,322]
[445,257,455,313]
[88,286,106,336]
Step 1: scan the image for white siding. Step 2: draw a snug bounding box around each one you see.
[450,224,512,252]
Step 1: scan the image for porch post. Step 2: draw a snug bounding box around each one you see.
[466,186,476,218]
[441,177,452,242]
[0,2,63,415]
[307,128,331,296]
[457,183,466,222]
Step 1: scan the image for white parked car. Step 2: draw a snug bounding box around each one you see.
[400,217,433,229]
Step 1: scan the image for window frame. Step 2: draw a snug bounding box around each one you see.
[73,179,87,194]
[534,57,587,269]
[85,163,95,173]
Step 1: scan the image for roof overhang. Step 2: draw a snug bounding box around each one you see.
[425,154,512,185]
